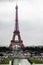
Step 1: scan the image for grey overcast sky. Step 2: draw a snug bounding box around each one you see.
[0,0,43,47]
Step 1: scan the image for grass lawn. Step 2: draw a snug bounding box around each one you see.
[0,58,10,64]
[28,58,43,64]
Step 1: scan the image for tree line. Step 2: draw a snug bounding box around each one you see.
[0,46,43,53]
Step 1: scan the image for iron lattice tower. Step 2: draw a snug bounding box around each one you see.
[9,5,24,48]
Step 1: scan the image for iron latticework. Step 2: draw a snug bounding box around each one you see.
[9,5,24,48]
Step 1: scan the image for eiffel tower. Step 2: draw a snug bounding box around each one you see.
[9,5,24,48]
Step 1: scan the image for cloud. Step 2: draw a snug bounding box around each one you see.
[0,0,43,46]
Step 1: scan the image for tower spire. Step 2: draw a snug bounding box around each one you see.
[15,4,19,31]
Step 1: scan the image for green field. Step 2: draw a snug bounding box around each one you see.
[28,58,43,64]
[0,58,43,64]
[0,58,10,64]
